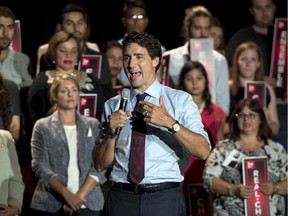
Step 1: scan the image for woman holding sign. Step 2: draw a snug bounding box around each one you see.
[227,41,279,135]
[203,98,287,216]
[28,31,105,124]
[30,74,106,216]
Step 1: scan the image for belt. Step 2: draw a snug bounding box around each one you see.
[112,182,180,194]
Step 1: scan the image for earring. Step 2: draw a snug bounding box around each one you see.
[52,60,55,64]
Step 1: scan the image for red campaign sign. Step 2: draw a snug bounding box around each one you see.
[187,183,213,216]
[270,18,287,103]
[190,39,215,103]
[242,157,270,216]
[78,55,102,79]
[113,85,123,96]
[78,94,97,117]
[159,55,170,86]
[245,81,266,108]
[10,20,21,52]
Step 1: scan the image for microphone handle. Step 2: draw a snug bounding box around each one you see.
[115,126,122,135]
[115,99,128,135]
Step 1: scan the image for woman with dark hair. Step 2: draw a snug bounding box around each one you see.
[210,17,226,54]
[0,75,21,143]
[178,60,226,147]
[101,40,130,88]
[203,98,287,216]
[178,60,226,213]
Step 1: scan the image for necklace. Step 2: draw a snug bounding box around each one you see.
[53,70,78,78]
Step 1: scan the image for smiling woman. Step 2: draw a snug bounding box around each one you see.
[27,30,106,126]
[203,98,288,216]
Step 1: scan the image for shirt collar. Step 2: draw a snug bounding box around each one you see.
[130,79,162,100]
[182,42,190,56]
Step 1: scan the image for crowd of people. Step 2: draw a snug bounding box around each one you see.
[0,0,286,216]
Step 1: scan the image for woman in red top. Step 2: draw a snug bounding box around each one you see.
[178,60,226,214]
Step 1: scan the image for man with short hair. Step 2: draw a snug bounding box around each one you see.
[226,0,287,151]
[59,4,113,100]
[163,6,230,115]
[38,4,113,100]
[226,0,276,81]
[93,31,211,216]
[117,0,166,84]
[0,6,33,89]
[119,0,149,44]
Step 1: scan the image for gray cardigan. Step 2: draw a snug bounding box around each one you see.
[30,111,106,212]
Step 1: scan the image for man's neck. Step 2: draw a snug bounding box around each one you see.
[0,48,9,62]
[79,40,85,50]
[252,24,269,35]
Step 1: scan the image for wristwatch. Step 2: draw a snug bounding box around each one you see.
[171,121,180,133]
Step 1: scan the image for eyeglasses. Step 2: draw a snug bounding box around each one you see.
[235,113,258,119]
[127,14,146,20]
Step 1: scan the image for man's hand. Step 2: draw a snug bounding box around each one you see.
[141,96,175,129]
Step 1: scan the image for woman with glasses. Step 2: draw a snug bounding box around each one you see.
[203,98,287,216]
[227,41,279,135]
[30,74,106,216]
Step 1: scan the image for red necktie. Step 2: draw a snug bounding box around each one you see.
[128,93,147,184]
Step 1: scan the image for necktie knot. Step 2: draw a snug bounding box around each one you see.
[136,93,147,102]
[135,93,147,113]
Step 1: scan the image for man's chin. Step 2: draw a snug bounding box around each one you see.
[73,34,83,42]
[0,43,10,50]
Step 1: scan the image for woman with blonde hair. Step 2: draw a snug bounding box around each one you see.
[30,74,105,215]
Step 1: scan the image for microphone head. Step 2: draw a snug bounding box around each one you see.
[121,88,130,100]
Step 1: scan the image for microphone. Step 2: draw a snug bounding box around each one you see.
[115,88,131,135]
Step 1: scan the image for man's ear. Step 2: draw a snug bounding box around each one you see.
[152,57,160,68]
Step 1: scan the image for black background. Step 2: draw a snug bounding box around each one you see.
[1,0,287,73]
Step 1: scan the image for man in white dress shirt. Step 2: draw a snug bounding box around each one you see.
[163,6,230,115]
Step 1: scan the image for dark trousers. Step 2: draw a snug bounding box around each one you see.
[32,209,100,216]
[103,186,186,216]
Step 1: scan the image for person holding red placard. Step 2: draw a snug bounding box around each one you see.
[28,31,105,125]
[228,41,279,136]
[203,98,287,216]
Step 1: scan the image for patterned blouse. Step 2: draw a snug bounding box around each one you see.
[203,139,287,216]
